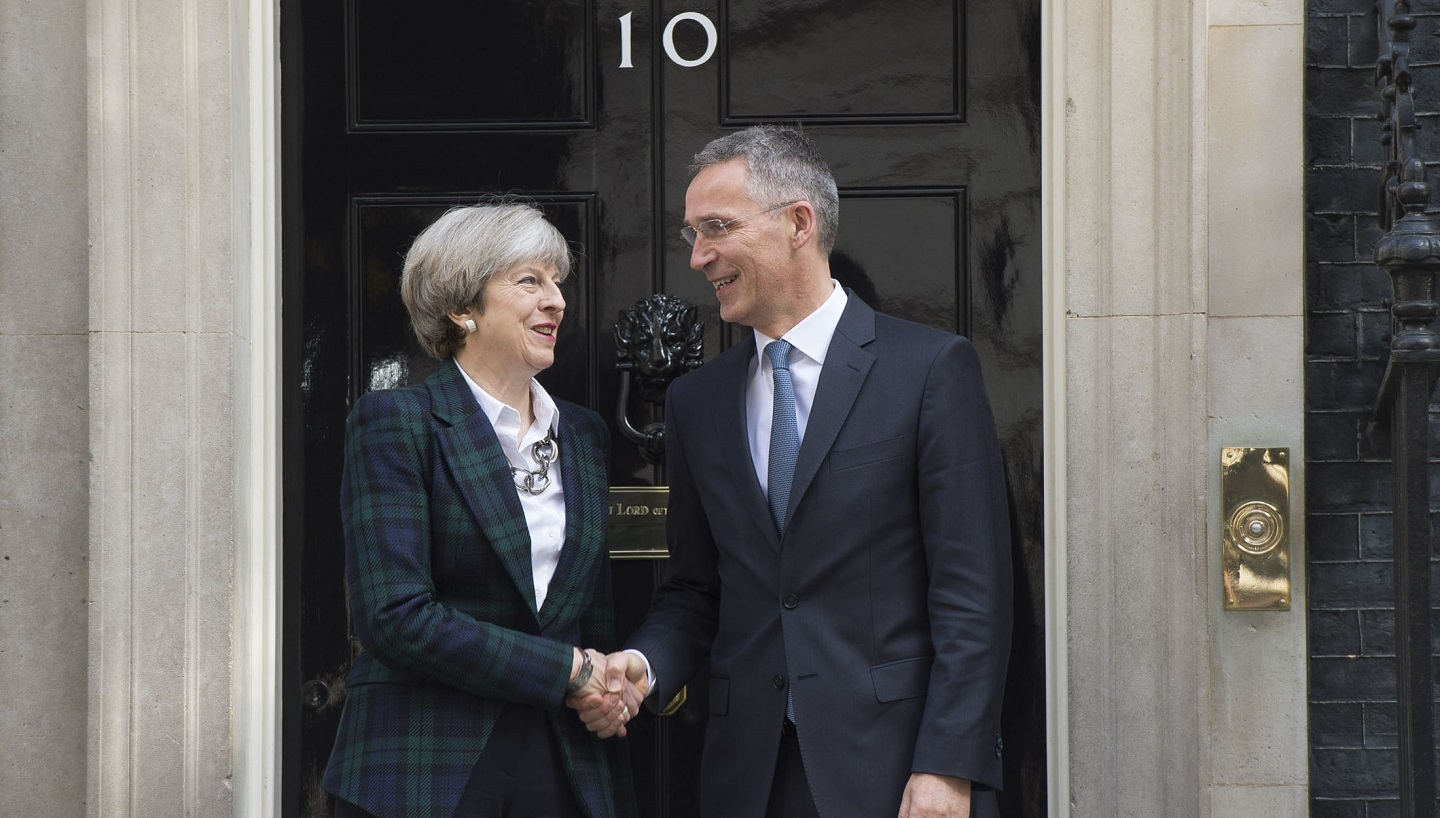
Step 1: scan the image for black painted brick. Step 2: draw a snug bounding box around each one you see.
[1311,117,1355,165]
[1352,15,1382,67]
[1359,311,1392,357]
[1361,610,1396,656]
[1311,800,1366,818]
[1365,701,1398,749]
[1311,801,1366,818]
[1310,167,1390,212]
[1313,609,1364,656]
[1312,513,1363,560]
[1359,513,1394,561]
[1303,2,1440,805]
[1309,213,1359,263]
[1354,116,1386,165]
[1356,214,1386,262]
[1309,412,1363,461]
[1309,67,1385,118]
[1312,16,1354,67]
[1360,609,1440,655]
[1314,701,1367,746]
[1365,801,1402,818]
[1312,311,1361,356]
[1308,263,1391,312]
[1309,0,1380,14]
[1312,561,1396,607]
[1412,17,1440,64]
[1421,114,1440,159]
[1309,460,1394,512]
[1313,748,1400,795]
[1306,361,1387,411]
[1312,656,1397,701]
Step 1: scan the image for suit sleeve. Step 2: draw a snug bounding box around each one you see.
[341,389,574,708]
[911,336,1013,790]
[579,416,619,654]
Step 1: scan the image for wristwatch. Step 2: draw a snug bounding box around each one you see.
[568,649,594,693]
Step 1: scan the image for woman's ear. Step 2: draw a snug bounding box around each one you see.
[448,310,478,334]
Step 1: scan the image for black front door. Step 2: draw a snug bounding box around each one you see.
[282,1,1044,815]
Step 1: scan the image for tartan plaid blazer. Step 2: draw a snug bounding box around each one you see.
[322,359,631,818]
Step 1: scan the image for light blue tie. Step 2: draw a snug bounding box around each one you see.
[766,340,799,536]
[766,340,800,723]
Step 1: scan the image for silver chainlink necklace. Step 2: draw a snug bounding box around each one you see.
[511,430,557,495]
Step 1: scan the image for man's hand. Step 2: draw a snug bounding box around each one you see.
[564,650,649,739]
[898,773,971,818]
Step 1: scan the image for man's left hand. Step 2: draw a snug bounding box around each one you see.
[898,773,971,818]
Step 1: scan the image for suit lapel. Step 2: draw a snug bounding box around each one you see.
[537,405,604,629]
[712,342,781,550]
[428,360,539,617]
[787,296,876,525]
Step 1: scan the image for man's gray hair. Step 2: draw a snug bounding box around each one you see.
[690,125,840,256]
[400,202,572,360]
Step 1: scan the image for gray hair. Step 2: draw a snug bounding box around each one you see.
[690,125,840,255]
[400,202,572,360]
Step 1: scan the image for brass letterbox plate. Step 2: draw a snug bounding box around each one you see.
[1220,447,1291,611]
[608,487,670,560]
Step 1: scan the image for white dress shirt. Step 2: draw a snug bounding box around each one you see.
[455,364,567,611]
[746,281,848,492]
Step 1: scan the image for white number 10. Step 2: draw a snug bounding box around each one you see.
[619,11,718,69]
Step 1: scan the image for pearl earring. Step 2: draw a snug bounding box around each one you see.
[464,319,477,334]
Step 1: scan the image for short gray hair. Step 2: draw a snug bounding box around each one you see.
[690,125,840,255]
[400,202,572,360]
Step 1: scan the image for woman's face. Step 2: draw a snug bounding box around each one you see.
[466,260,566,378]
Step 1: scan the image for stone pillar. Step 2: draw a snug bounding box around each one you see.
[1047,0,1308,814]
[85,0,244,814]
[1205,2,1308,814]
[0,0,91,815]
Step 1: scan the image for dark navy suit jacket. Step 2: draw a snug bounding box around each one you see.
[627,294,1012,818]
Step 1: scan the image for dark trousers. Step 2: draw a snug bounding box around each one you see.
[764,721,820,818]
[333,705,583,818]
[761,721,1002,818]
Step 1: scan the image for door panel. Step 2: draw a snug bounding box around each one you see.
[723,0,962,121]
[283,0,1043,815]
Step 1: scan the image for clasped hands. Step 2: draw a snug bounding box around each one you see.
[566,650,650,739]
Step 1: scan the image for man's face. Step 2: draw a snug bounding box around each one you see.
[684,159,794,333]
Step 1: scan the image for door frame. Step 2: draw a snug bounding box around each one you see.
[233,0,1071,814]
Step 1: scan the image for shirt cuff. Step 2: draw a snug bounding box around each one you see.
[623,648,657,695]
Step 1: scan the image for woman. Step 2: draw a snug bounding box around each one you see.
[323,202,637,818]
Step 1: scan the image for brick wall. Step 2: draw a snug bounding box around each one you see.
[1306,1,1440,815]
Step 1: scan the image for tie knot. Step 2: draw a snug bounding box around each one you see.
[765,339,793,371]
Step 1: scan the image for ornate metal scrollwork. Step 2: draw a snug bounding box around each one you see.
[614,294,704,465]
[1371,2,1440,813]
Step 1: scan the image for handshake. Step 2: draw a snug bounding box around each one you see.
[565,649,651,739]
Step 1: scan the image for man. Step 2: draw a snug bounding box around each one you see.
[576,125,1012,818]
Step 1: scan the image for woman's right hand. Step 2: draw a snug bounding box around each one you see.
[565,650,649,738]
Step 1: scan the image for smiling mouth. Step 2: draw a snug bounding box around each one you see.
[712,275,737,292]
[531,324,557,338]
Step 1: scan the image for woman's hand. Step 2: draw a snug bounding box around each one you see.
[565,650,650,738]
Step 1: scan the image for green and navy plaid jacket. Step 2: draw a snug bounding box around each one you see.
[322,359,631,818]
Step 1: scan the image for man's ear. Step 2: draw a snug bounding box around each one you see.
[789,201,817,249]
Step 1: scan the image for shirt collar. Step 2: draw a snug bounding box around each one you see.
[453,361,559,442]
[753,280,848,366]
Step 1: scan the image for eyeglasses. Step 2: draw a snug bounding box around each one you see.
[680,202,797,247]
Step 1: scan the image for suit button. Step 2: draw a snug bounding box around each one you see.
[773,675,786,689]
[782,594,798,609]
